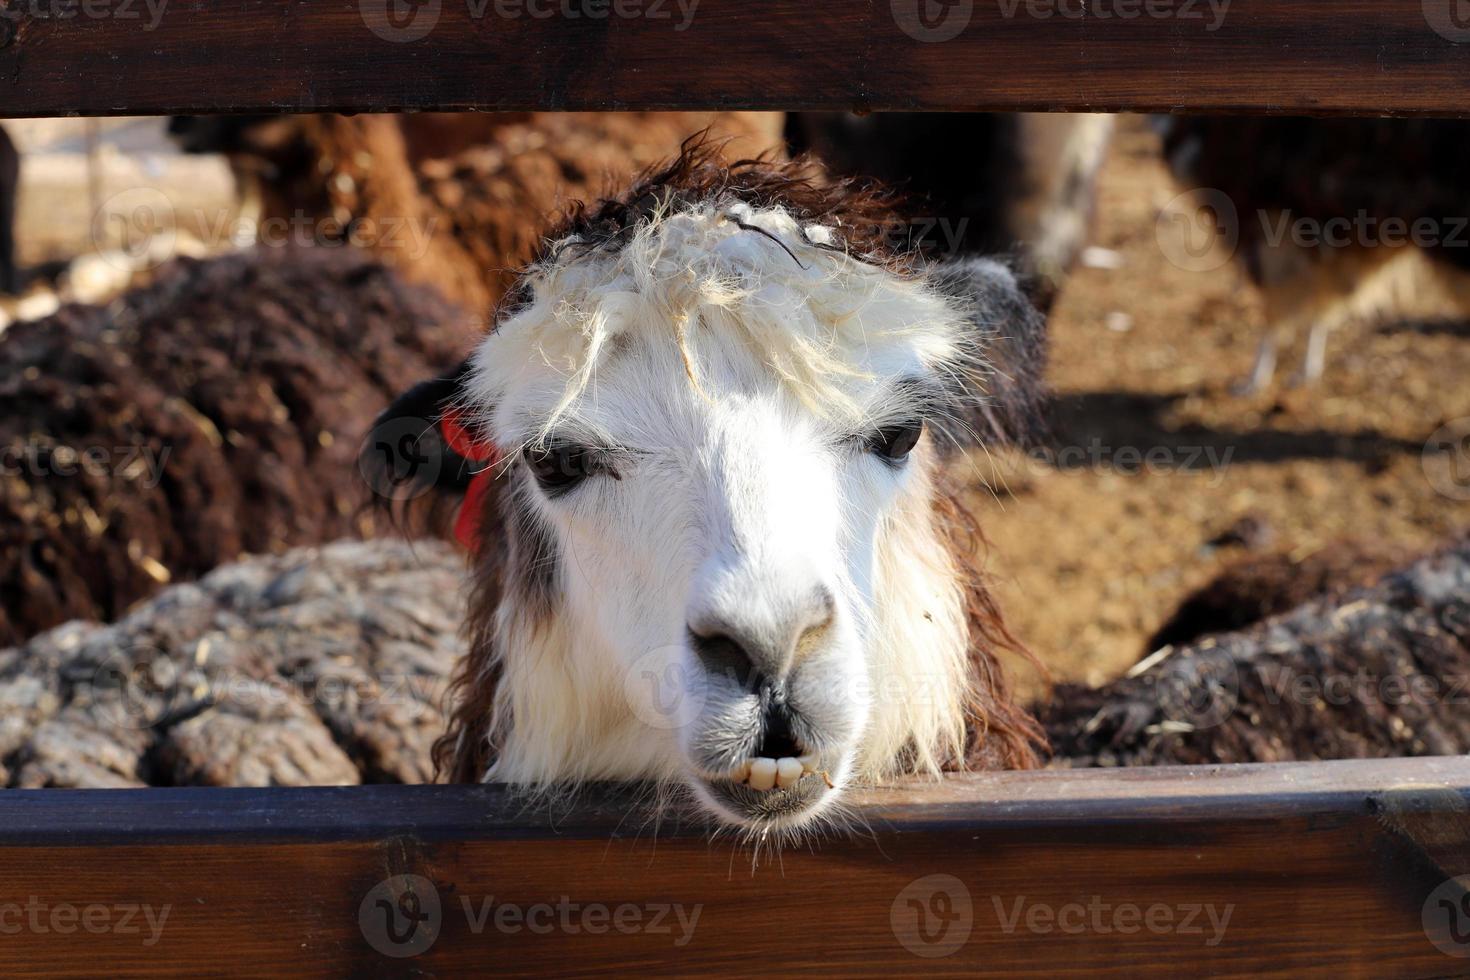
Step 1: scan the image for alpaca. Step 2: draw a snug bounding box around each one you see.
[169,112,785,313]
[0,248,474,647]
[1042,535,1470,766]
[787,112,1114,311]
[368,145,1046,834]
[1144,538,1417,653]
[1,538,463,789]
[1158,115,1470,392]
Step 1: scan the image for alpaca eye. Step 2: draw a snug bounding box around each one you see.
[867,421,924,463]
[524,444,597,494]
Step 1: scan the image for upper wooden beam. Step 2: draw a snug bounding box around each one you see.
[2,758,1469,975]
[0,0,1468,117]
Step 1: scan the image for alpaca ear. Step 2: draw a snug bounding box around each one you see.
[935,256,1049,449]
[360,359,483,507]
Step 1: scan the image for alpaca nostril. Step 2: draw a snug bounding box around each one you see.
[755,701,802,760]
[688,627,769,692]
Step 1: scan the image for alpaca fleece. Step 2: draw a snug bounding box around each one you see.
[1160,116,1470,274]
[1041,537,1470,766]
[0,248,476,647]
[1145,538,1419,652]
[0,539,463,788]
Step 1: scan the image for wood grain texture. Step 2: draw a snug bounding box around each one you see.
[2,758,1468,975]
[0,0,1468,117]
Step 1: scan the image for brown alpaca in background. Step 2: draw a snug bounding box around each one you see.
[1159,115,1470,392]
[170,112,785,313]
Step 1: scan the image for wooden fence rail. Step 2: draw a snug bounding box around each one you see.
[2,757,1469,976]
[1,0,1469,118]
[2,2,1468,976]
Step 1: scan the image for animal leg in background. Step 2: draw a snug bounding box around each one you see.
[0,125,19,295]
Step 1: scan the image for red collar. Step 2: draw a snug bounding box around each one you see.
[439,409,499,554]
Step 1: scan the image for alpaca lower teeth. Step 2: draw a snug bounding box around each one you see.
[733,754,824,792]
[748,758,777,791]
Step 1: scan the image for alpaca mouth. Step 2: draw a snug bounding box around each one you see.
[721,721,827,792]
[699,767,832,824]
[697,736,837,826]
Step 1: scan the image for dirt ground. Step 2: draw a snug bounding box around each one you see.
[971,117,1470,695]
[6,115,1467,698]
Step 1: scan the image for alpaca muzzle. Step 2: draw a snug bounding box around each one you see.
[682,599,855,828]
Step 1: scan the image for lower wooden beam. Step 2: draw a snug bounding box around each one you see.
[1,757,1468,976]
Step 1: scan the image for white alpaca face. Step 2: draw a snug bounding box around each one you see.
[462,202,998,832]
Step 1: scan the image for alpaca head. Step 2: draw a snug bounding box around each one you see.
[370,148,1045,835]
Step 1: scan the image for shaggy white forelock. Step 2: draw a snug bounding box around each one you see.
[466,197,990,447]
